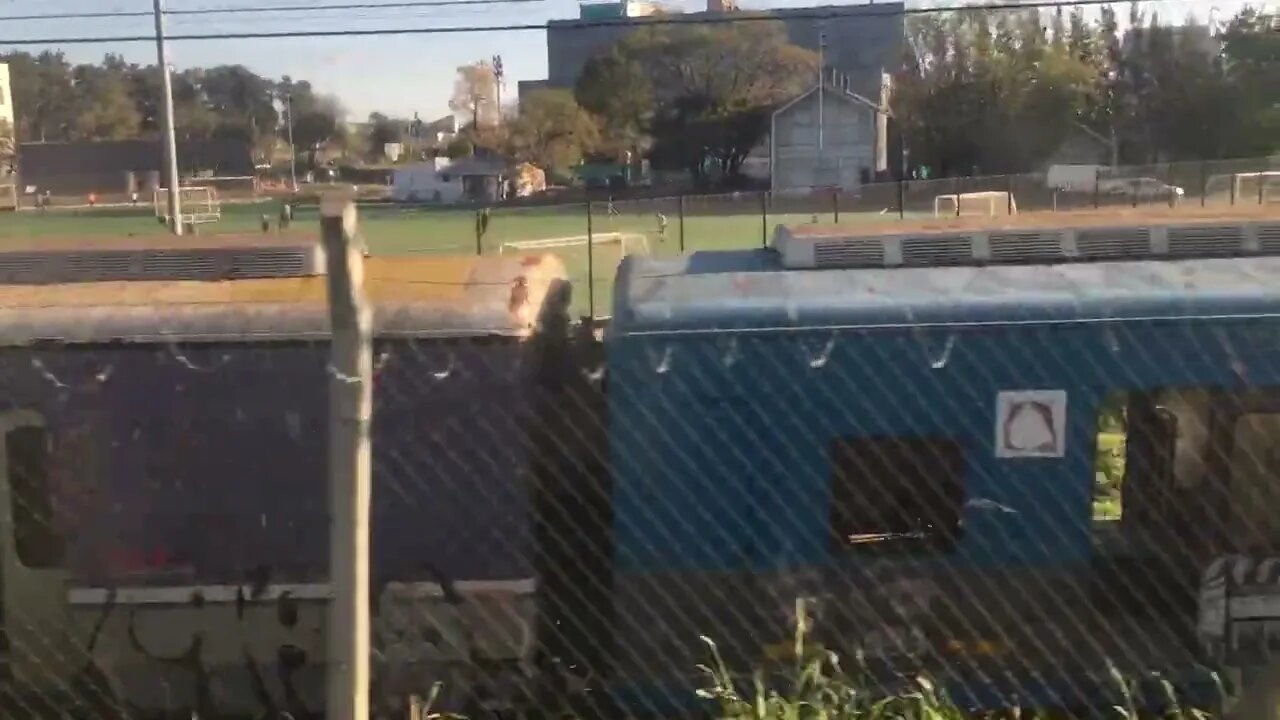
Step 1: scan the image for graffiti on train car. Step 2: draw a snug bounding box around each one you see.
[67,576,538,719]
[15,339,546,720]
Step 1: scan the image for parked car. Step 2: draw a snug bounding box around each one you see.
[1099,177,1185,202]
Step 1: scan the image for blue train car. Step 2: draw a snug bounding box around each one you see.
[604,247,1280,713]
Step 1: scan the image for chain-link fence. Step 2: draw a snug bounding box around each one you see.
[0,197,1274,717]
[2,189,1280,720]
[6,156,1279,320]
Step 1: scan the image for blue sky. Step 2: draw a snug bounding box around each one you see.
[0,0,1253,121]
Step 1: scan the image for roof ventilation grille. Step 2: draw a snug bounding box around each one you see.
[1256,223,1280,253]
[0,240,326,285]
[989,231,1067,263]
[1166,225,1246,258]
[814,238,884,268]
[901,235,973,266]
[1075,228,1151,260]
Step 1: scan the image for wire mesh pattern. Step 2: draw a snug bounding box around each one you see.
[455,157,1279,318]
[2,281,1280,719]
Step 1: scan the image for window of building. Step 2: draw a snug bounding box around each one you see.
[6,425,64,569]
[829,436,965,553]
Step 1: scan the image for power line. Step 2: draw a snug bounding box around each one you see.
[0,0,1201,45]
[0,0,541,23]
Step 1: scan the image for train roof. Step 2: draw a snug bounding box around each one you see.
[0,254,569,344]
[610,249,1280,336]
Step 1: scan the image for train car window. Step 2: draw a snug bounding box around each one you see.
[1227,412,1280,551]
[1092,392,1127,530]
[829,436,965,554]
[1096,389,1221,558]
[6,426,65,569]
[1156,388,1213,490]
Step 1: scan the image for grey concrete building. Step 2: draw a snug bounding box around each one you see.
[517,80,552,106]
[770,77,886,191]
[545,1,904,100]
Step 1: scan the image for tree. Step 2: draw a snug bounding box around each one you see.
[1,51,76,142]
[277,78,345,167]
[449,61,500,129]
[894,9,1098,175]
[506,89,600,173]
[66,63,142,141]
[446,137,474,159]
[579,18,816,183]
[367,112,405,159]
[575,49,653,161]
[201,65,279,143]
[1217,8,1280,157]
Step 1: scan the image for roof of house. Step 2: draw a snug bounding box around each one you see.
[611,250,1280,336]
[0,254,568,343]
[772,82,883,120]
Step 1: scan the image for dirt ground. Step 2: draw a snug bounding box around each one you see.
[785,203,1280,239]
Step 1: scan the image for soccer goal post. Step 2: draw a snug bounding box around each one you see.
[154,186,223,226]
[499,232,651,257]
[1205,172,1280,204]
[934,191,1018,218]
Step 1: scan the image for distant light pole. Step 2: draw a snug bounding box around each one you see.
[152,0,183,235]
[286,92,298,192]
[492,55,505,126]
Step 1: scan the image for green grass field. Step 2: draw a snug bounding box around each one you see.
[0,200,915,317]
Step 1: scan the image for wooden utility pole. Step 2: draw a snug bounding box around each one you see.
[321,194,372,720]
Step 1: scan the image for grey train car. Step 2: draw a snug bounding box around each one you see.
[0,251,577,719]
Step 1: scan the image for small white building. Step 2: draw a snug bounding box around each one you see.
[769,73,888,192]
[0,62,13,132]
[391,155,511,203]
[391,157,464,203]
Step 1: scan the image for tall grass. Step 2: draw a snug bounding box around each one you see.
[696,600,967,720]
[694,600,1221,720]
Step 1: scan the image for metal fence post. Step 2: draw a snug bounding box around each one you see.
[1231,173,1237,206]
[586,201,596,319]
[1094,168,1101,210]
[760,190,768,247]
[678,195,686,253]
[1007,175,1014,215]
[953,176,961,217]
[320,194,372,720]
[474,208,483,256]
[898,177,905,220]
[1260,171,1266,205]
[833,189,840,223]
[1201,161,1208,208]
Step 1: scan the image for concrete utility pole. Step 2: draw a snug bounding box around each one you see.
[321,194,372,720]
[814,20,827,189]
[287,92,299,192]
[153,0,183,235]
[817,22,826,152]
